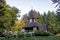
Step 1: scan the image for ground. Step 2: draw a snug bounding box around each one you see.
[55,33,60,36]
[0,36,60,40]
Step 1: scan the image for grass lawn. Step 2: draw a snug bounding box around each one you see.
[0,36,60,40]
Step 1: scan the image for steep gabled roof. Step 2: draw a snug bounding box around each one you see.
[22,22,47,31]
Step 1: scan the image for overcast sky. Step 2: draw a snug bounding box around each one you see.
[6,0,56,19]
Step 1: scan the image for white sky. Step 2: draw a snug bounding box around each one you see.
[6,0,56,19]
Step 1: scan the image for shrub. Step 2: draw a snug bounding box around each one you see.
[25,33,31,37]
[56,28,60,33]
[34,30,53,36]
[17,32,24,38]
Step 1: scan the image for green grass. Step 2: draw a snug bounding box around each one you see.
[0,36,60,40]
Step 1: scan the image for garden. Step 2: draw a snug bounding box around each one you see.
[0,0,60,40]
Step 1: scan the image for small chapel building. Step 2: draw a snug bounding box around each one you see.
[21,10,47,32]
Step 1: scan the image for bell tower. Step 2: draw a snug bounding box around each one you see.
[28,10,36,23]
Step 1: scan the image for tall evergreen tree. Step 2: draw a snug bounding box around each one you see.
[42,12,47,24]
[47,11,57,33]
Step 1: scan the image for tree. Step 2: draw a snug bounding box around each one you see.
[0,0,7,16]
[47,11,57,33]
[42,12,47,24]
[21,14,28,24]
[34,12,43,24]
[0,0,8,32]
[0,0,19,32]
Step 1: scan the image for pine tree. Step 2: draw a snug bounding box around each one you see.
[47,11,57,33]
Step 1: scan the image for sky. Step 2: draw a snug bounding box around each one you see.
[6,0,56,19]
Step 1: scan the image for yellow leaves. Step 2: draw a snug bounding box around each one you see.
[11,20,26,32]
[11,21,19,31]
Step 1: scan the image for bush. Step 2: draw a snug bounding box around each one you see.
[25,33,31,37]
[1,30,54,38]
[17,32,24,38]
[34,30,53,36]
[56,28,60,33]
[17,32,34,37]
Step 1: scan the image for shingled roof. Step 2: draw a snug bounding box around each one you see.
[23,22,47,31]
